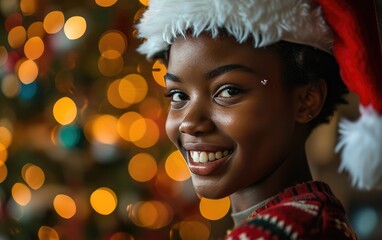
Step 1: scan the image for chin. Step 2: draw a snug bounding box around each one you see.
[192,179,231,199]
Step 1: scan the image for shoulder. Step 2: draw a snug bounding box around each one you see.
[226,187,358,240]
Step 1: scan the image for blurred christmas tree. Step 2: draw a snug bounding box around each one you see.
[0,0,233,239]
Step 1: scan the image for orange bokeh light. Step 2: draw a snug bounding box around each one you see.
[90,187,117,215]
[128,153,157,182]
[53,97,77,125]
[8,26,27,49]
[132,118,160,148]
[165,150,190,181]
[95,0,118,7]
[43,11,65,34]
[199,197,231,220]
[152,60,166,87]
[24,37,45,60]
[53,194,77,219]
[64,16,87,40]
[92,115,119,144]
[11,183,32,206]
[18,59,39,84]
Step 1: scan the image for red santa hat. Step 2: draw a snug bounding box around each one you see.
[137,0,382,190]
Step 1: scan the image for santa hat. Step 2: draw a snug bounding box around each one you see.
[136,0,382,190]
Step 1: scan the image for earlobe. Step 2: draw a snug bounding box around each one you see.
[295,79,327,124]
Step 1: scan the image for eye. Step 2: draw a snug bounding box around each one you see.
[216,86,242,98]
[165,90,189,102]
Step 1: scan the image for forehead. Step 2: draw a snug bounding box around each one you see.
[168,34,283,79]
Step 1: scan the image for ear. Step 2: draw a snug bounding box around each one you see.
[295,79,327,124]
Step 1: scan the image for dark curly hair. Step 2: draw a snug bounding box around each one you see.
[273,41,349,131]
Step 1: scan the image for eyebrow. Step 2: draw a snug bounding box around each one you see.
[164,72,180,82]
[164,64,255,82]
[206,64,255,79]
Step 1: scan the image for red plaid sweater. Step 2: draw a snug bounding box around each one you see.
[226,181,358,240]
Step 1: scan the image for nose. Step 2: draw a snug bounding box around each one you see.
[179,102,215,136]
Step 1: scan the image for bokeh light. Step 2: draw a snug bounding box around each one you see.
[8,26,27,49]
[27,21,45,38]
[119,74,148,104]
[0,144,8,163]
[38,226,60,240]
[11,183,32,206]
[64,16,87,40]
[131,118,160,148]
[117,112,143,142]
[129,118,146,142]
[92,115,119,145]
[5,12,23,32]
[53,97,77,125]
[57,125,82,148]
[199,197,230,220]
[43,11,65,34]
[19,82,38,100]
[0,126,12,149]
[20,0,37,16]
[53,194,77,219]
[95,0,118,7]
[152,60,166,87]
[24,37,45,60]
[179,220,210,240]
[1,74,20,98]
[107,79,131,109]
[352,207,379,239]
[18,59,39,84]
[0,161,7,183]
[130,201,173,229]
[1,0,18,16]
[22,164,45,190]
[90,187,117,215]
[128,153,157,182]
[165,150,190,181]
[99,30,127,54]
[139,0,149,6]
[98,50,124,77]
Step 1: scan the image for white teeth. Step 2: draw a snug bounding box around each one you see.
[190,150,231,163]
[199,152,208,163]
[208,153,215,161]
[192,151,200,163]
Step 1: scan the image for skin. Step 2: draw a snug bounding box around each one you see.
[164,33,327,213]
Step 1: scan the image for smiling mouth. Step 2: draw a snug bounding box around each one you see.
[189,150,232,163]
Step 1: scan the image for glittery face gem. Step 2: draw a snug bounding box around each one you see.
[261,79,268,85]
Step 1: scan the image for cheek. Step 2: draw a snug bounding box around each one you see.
[217,101,296,151]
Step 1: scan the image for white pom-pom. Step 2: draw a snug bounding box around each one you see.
[335,105,382,190]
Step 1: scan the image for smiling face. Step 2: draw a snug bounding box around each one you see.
[165,34,304,199]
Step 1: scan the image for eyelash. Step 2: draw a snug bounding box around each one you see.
[215,85,242,98]
[164,85,244,106]
[164,90,189,102]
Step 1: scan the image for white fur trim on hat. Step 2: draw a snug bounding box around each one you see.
[336,105,382,190]
[136,0,333,59]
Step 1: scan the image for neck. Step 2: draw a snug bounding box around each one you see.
[229,146,312,213]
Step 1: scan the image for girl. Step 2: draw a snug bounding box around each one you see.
[137,0,382,239]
